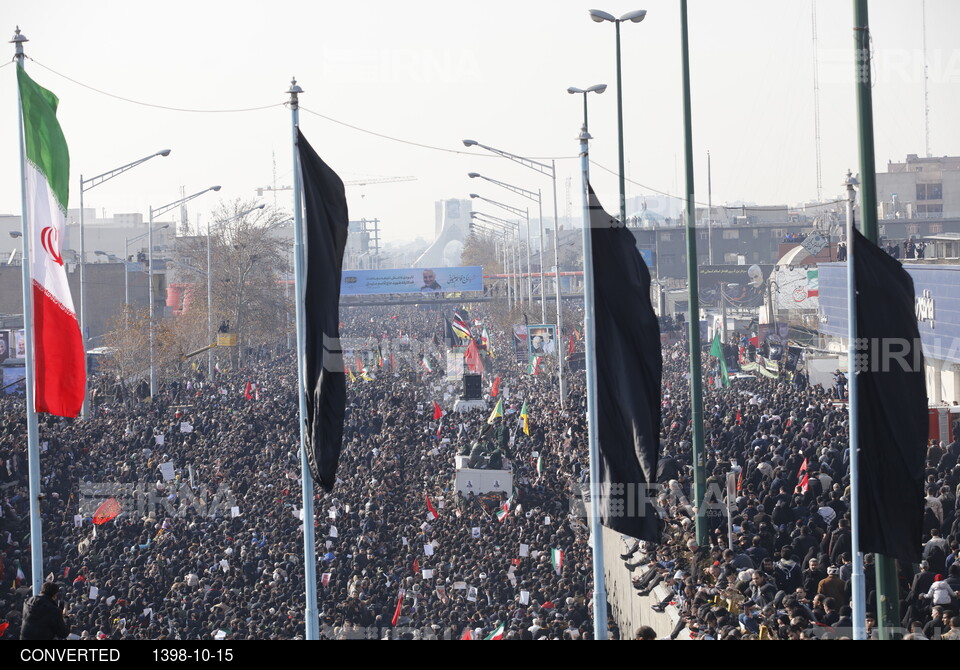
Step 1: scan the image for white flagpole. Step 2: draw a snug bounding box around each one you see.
[288,78,319,640]
[845,169,866,639]
[578,125,608,640]
[11,27,45,596]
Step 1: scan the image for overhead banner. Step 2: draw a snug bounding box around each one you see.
[527,325,557,356]
[340,267,483,296]
[775,267,819,310]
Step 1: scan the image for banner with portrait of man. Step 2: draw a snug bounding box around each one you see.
[527,325,557,357]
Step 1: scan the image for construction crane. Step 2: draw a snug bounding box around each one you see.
[256,175,416,198]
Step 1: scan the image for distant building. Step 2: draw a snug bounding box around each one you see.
[877,153,960,220]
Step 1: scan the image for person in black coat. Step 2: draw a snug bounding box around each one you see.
[20,582,68,640]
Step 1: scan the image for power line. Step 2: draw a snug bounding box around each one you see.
[29,59,283,114]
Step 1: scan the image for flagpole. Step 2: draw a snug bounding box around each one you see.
[12,27,44,596]
[578,124,608,641]
[289,78,319,641]
[845,169,866,640]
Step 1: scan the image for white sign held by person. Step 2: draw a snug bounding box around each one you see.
[159,462,175,481]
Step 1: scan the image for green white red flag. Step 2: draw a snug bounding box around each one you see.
[17,67,85,417]
[483,622,505,640]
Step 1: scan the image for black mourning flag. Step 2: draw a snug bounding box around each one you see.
[853,228,927,563]
[589,186,662,542]
[299,130,348,492]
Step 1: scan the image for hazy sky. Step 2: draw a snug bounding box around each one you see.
[0,0,957,245]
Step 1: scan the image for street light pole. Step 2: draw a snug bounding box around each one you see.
[77,149,170,419]
[463,140,566,406]
[589,9,647,225]
[148,185,221,399]
[468,173,546,319]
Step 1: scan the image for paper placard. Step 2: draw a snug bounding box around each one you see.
[423,544,434,556]
[74,515,83,527]
[453,581,467,590]
[88,586,99,600]
[401,537,408,546]
[159,462,175,481]
[180,422,193,433]
[329,526,338,538]
[230,507,240,518]
[471,527,480,539]
[467,587,478,602]
[219,559,229,572]
[544,516,551,525]
[519,543,529,557]
[520,590,530,605]
[155,434,165,446]
[422,569,433,580]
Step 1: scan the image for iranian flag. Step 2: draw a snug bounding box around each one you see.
[495,492,513,522]
[17,67,84,417]
[421,356,433,373]
[483,622,505,640]
[460,628,473,640]
[528,355,542,376]
[551,548,564,575]
[433,401,444,420]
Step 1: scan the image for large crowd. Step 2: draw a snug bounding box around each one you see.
[0,298,958,640]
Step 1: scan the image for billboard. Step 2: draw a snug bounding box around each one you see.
[527,325,557,356]
[698,264,773,308]
[340,266,483,296]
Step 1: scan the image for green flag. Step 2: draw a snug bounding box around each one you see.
[709,332,730,387]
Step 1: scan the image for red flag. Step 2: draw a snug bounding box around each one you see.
[93,497,122,525]
[392,589,405,626]
[736,410,742,426]
[244,381,253,400]
[390,352,396,371]
[413,558,419,574]
[460,627,473,640]
[490,376,501,398]
[736,469,744,492]
[796,457,809,493]
[433,401,443,421]
[567,333,575,356]
[0,622,8,638]
[464,339,483,374]
[426,494,439,521]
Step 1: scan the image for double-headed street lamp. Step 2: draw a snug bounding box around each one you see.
[148,185,221,398]
[462,138,566,405]
[589,8,647,225]
[566,84,607,133]
[207,204,265,378]
[469,193,531,308]
[77,149,171,418]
